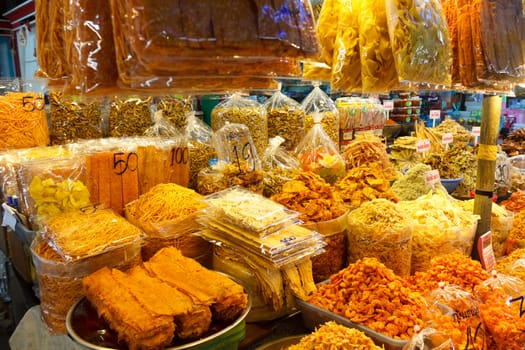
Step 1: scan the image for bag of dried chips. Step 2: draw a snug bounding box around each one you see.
[186,112,217,190]
[261,136,301,198]
[301,82,340,146]
[294,112,346,184]
[143,110,184,138]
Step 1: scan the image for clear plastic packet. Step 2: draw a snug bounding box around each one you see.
[294,112,346,184]
[301,83,340,146]
[35,0,69,84]
[302,62,332,82]
[358,0,400,93]
[263,87,305,151]
[0,79,49,150]
[63,0,118,94]
[108,96,154,137]
[17,156,91,229]
[30,234,142,334]
[427,283,486,350]
[330,0,362,93]
[196,161,228,196]
[156,95,193,130]
[402,327,454,350]
[211,93,268,157]
[346,199,412,277]
[261,136,301,198]
[143,110,184,138]
[440,0,461,86]
[213,122,265,193]
[316,0,342,65]
[186,113,217,190]
[49,91,107,145]
[385,0,452,88]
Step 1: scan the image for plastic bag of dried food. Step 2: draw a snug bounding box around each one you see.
[211,93,268,157]
[331,0,362,93]
[156,95,193,130]
[49,91,107,145]
[402,326,454,350]
[427,283,486,350]
[264,87,305,151]
[358,0,400,93]
[294,112,346,184]
[301,82,340,146]
[35,0,69,84]
[196,160,228,196]
[385,0,452,87]
[346,199,412,277]
[261,136,301,198]
[63,0,118,94]
[186,112,217,190]
[144,111,184,138]
[213,123,265,194]
[108,96,154,137]
[316,0,342,65]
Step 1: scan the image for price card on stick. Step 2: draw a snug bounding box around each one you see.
[424,169,441,186]
[472,126,481,145]
[477,231,495,272]
[383,100,393,121]
[416,139,431,154]
[429,109,441,127]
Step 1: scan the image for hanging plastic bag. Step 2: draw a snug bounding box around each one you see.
[263,86,305,151]
[261,136,301,198]
[214,122,265,194]
[186,112,217,190]
[156,95,193,130]
[301,82,340,146]
[294,112,346,184]
[143,110,184,138]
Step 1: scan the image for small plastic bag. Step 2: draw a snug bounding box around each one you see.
[261,136,301,198]
[144,110,184,138]
[108,96,154,137]
[402,326,454,350]
[211,93,268,156]
[156,95,193,130]
[301,83,340,146]
[263,86,305,151]
[294,112,346,184]
[196,160,228,196]
[213,122,265,193]
[316,0,342,65]
[186,112,217,190]
[385,0,452,87]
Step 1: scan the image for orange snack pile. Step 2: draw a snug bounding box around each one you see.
[505,210,525,255]
[501,191,525,212]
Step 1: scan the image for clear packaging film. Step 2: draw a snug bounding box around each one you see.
[301,83,340,146]
[261,136,301,198]
[0,79,49,151]
[48,91,107,145]
[263,88,306,151]
[385,0,452,88]
[185,112,217,190]
[316,0,342,66]
[64,0,118,94]
[108,96,154,137]
[402,327,454,350]
[203,186,301,237]
[196,163,229,196]
[143,111,185,138]
[156,95,193,130]
[337,97,386,148]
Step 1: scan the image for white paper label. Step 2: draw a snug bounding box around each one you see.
[472,126,481,136]
[416,139,431,153]
[1,205,17,231]
[478,231,495,272]
[429,110,441,119]
[442,133,453,144]
[424,169,441,185]
[383,100,394,111]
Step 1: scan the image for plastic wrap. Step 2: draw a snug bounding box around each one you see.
[64,0,118,94]
[30,234,142,334]
[35,0,69,83]
[143,111,184,138]
[346,199,412,277]
[330,0,362,93]
[196,162,228,196]
[440,0,460,86]
[108,96,154,137]
[337,98,387,148]
[358,0,400,93]
[211,94,268,157]
[49,91,107,144]
[156,96,193,130]
[213,122,265,193]
[294,112,346,184]
[261,136,301,198]
[0,79,49,150]
[301,83,340,146]
[186,113,217,190]
[316,0,342,65]
[263,88,305,151]
[402,327,454,350]
[385,0,452,88]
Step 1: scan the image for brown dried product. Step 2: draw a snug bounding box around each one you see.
[156,96,193,130]
[305,111,339,146]
[308,257,430,340]
[346,199,412,277]
[408,252,490,294]
[266,107,305,151]
[196,167,228,196]
[502,128,525,156]
[222,163,265,194]
[188,141,216,190]
[504,210,525,255]
[211,105,268,157]
[263,167,299,198]
[109,97,153,137]
[501,190,525,212]
[49,91,105,145]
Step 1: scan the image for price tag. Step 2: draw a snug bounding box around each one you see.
[442,133,453,144]
[1,203,18,230]
[383,100,394,111]
[477,231,495,272]
[471,126,481,136]
[429,110,441,119]
[416,139,431,153]
[424,169,440,185]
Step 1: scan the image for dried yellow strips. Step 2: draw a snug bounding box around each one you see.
[308,257,429,340]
